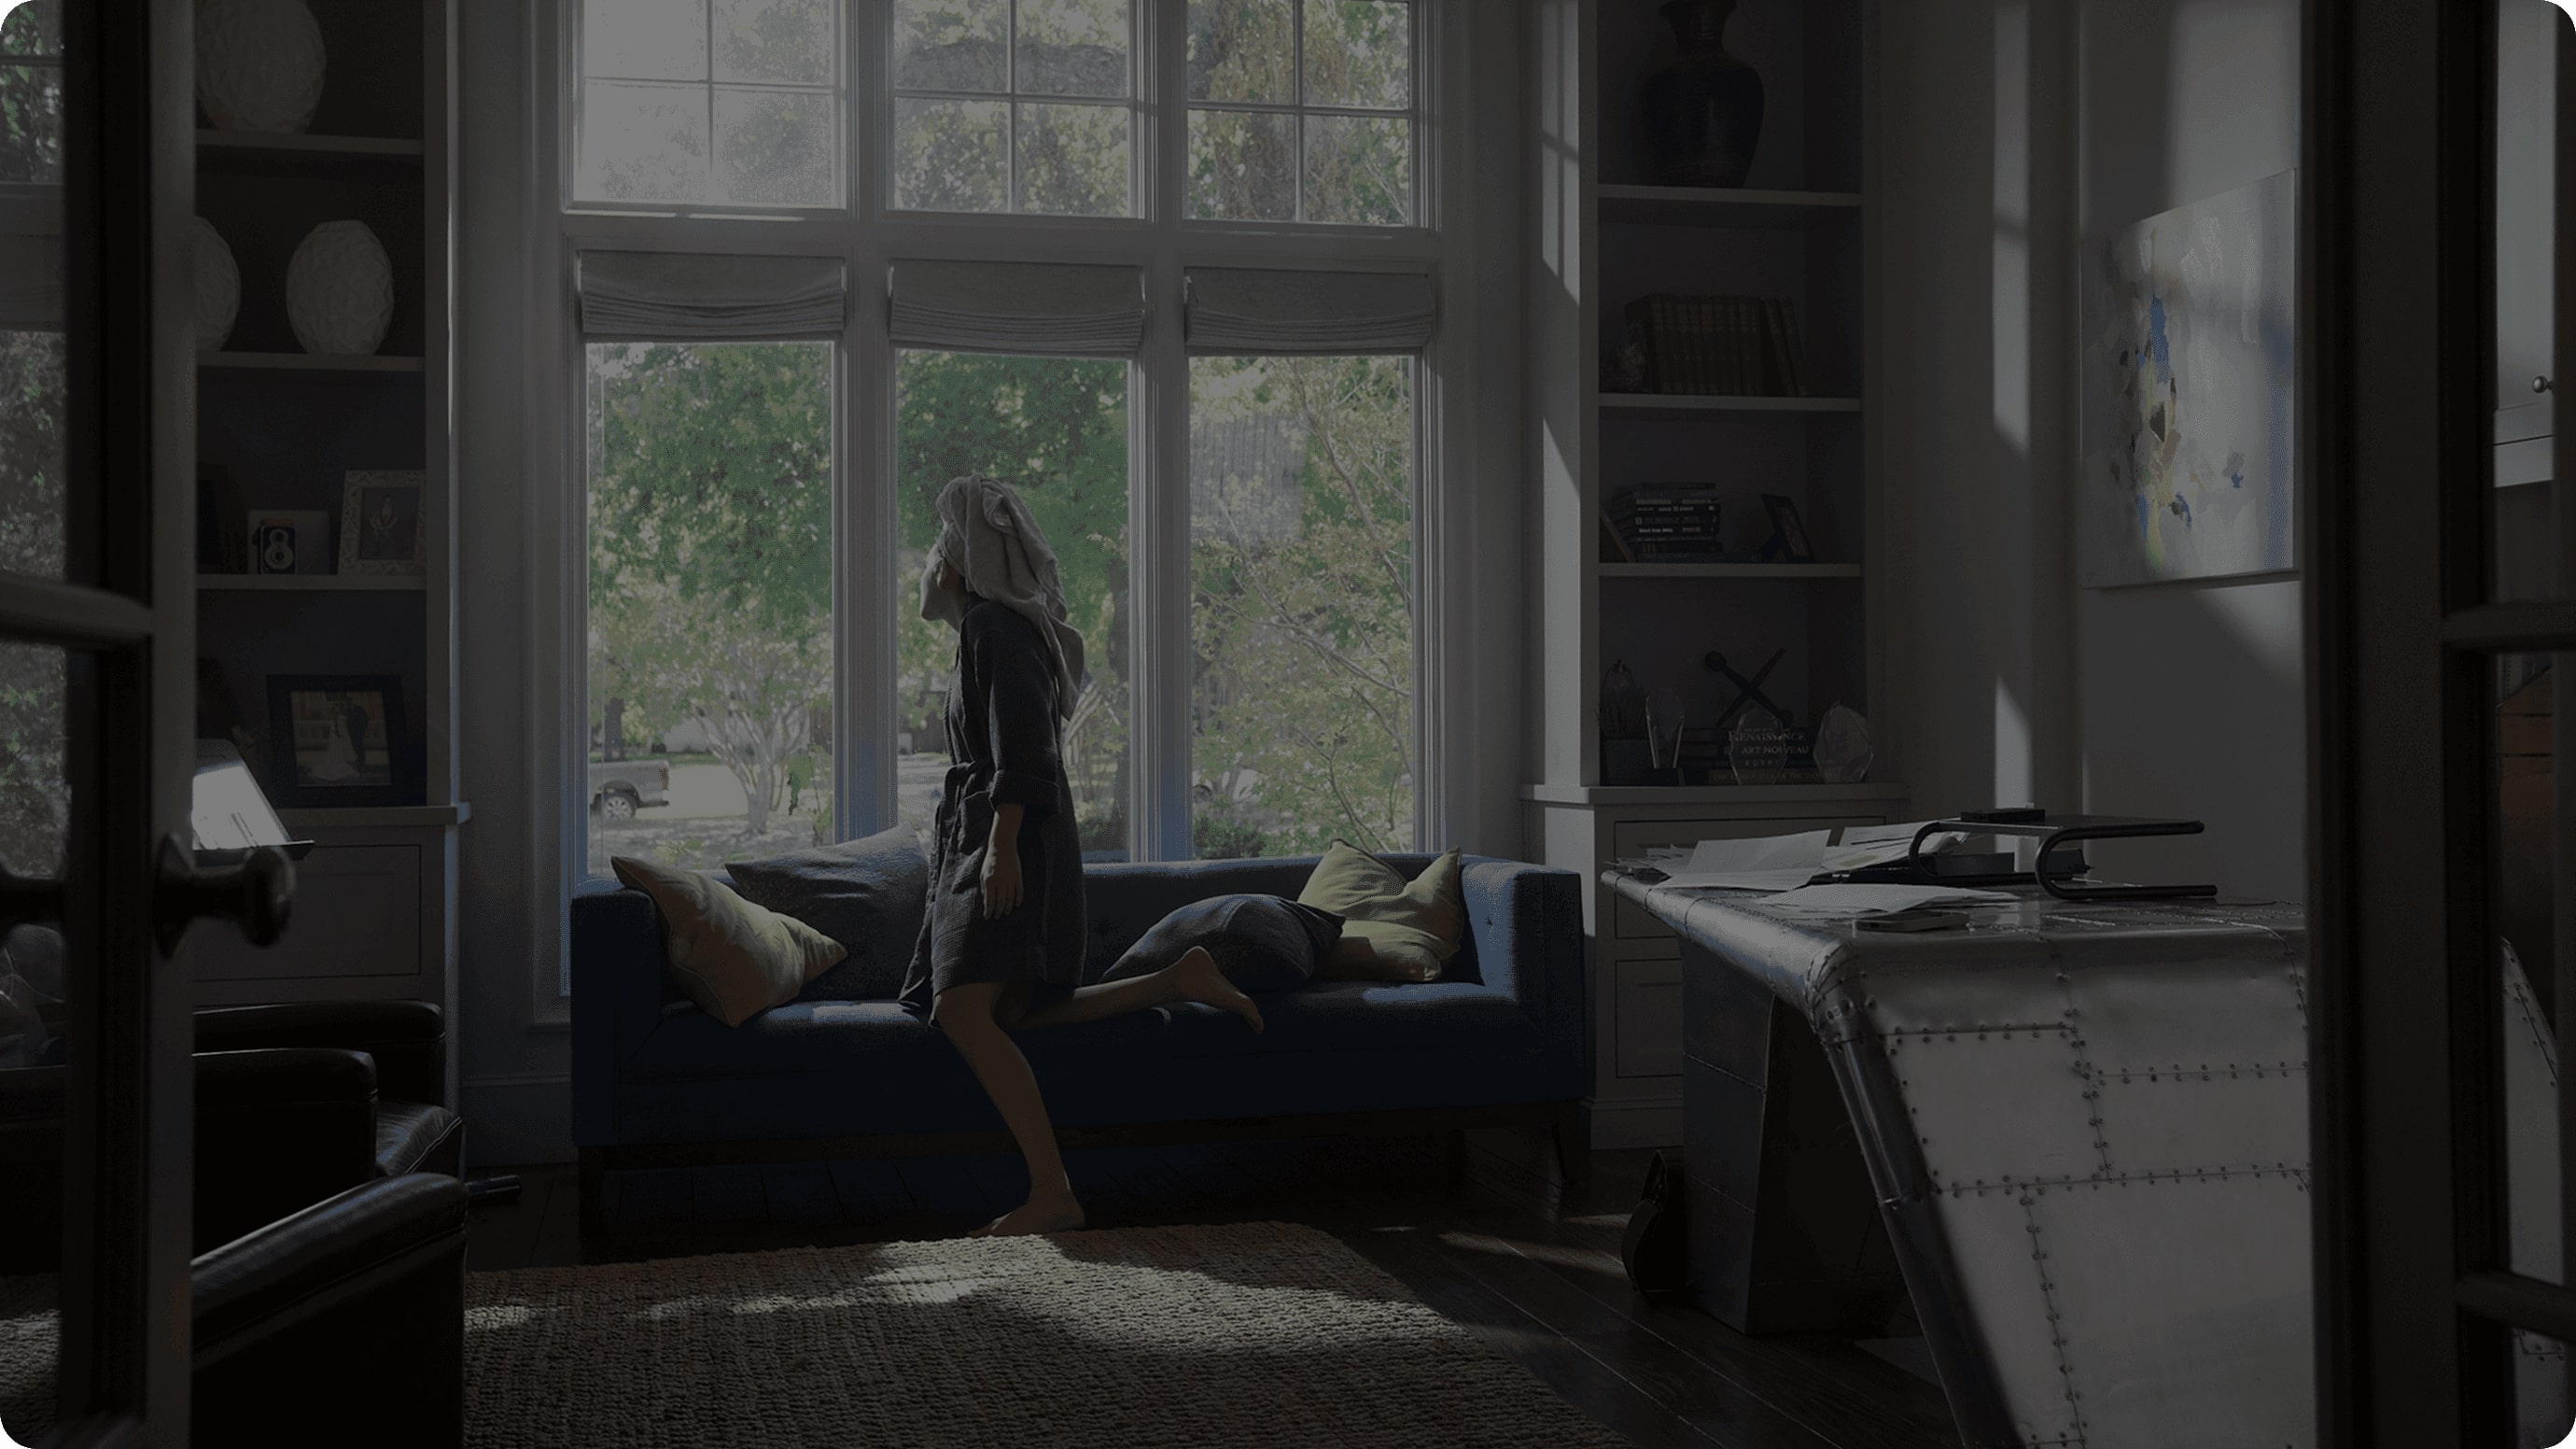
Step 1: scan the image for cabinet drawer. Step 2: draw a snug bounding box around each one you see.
[194,844,423,982]
[1611,815,1885,938]
[1615,956,1684,1077]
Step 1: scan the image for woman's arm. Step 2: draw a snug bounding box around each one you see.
[982,801,1025,918]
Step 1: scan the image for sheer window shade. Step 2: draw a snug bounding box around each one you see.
[577,251,847,339]
[887,260,1148,357]
[1183,268,1435,354]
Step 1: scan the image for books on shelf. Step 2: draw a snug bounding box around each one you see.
[1605,485,1727,561]
[1617,293,1810,398]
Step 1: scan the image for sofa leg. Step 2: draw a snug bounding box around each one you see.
[1550,1109,1591,1188]
[577,1148,606,1239]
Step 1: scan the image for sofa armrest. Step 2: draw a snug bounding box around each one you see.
[192,1174,468,1448]
[196,1048,383,1255]
[570,878,668,1147]
[196,1001,446,1108]
[1458,858,1588,1096]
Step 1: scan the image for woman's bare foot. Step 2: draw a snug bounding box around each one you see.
[1168,946,1264,1033]
[970,1191,1086,1237]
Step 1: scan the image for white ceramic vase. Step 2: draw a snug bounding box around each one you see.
[192,217,239,353]
[195,0,327,134]
[284,220,393,356]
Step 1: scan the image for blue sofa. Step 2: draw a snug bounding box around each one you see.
[571,852,1589,1226]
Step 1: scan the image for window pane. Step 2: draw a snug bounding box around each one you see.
[0,330,65,585]
[896,352,1131,859]
[714,86,836,205]
[0,0,63,185]
[1188,0,1293,104]
[583,0,708,80]
[0,640,68,1442]
[585,342,834,875]
[578,79,712,204]
[1189,107,1295,221]
[1016,0,1130,98]
[892,0,1008,92]
[1302,113,1410,226]
[1190,355,1415,859]
[2494,652,2567,1287]
[713,0,833,84]
[892,96,1007,212]
[1302,0,1410,111]
[1014,101,1128,217]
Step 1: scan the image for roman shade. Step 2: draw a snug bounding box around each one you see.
[1183,268,1435,355]
[887,259,1147,356]
[577,250,847,339]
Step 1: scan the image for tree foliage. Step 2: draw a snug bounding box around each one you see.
[587,341,833,837]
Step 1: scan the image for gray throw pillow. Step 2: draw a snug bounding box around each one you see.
[1099,894,1344,994]
[725,826,929,1001]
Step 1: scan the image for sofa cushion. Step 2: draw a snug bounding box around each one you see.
[724,826,929,1001]
[1098,894,1343,993]
[1298,843,1464,983]
[610,856,847,1027]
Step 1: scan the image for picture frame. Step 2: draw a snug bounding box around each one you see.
[1757,493,1816,565]
[337,470,427,576]
[263,674,410,807]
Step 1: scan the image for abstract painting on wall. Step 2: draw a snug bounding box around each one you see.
[2079,170,2298,587]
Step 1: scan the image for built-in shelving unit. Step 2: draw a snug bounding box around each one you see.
[189,0,463,1104]
[198,573,427,592]
[200,351,427,373]
[1523,0,1888,1150]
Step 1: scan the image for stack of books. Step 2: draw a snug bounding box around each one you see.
[1619,293,1810,397]
[1604,486,1724,561]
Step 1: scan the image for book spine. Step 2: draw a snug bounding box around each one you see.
[1624,296,1661,393]
[1656,295,1687,393]
[1739,298,1765,396]
[1777,298,1809,397]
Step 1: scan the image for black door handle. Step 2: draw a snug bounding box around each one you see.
[156,836,294,954]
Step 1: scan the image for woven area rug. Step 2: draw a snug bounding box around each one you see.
[465,1220,1629,1448]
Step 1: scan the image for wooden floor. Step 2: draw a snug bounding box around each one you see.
[465,1132,1960,1449]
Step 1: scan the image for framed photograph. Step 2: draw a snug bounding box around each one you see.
[338,470,426,576]
[263,675,409,807]
[1758,493,1816,564]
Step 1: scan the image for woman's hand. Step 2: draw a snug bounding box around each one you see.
[981,802,1026,918]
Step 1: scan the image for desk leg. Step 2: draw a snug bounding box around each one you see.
[1681,939,1906,1334]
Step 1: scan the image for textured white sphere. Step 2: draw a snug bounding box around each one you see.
[192,217,239,353]
[285,220,393,356]
[195,0,327,134]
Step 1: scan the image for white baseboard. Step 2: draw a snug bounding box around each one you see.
[1587,1096,1681,1149]
[460,1074,574,1167]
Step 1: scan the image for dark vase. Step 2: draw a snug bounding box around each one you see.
[1639,0,1765,189]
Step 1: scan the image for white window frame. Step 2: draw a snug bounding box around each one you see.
[886,0,1146,218]
[567,0,849,212]
[526,0,1477,1013]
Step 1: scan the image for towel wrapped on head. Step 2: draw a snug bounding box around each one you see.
[917,473,1087,720]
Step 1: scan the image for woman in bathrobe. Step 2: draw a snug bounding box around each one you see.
[902,474,1262,1237]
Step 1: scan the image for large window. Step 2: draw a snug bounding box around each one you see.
[575,0,844,207]
[894,350,1131,855]
[558,1,1454,916]
[1186,0,1414,224]
[1189,355,1413,857]
[890,0,1137,216]
[584,341,836,873]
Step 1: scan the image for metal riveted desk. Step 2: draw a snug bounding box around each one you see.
[1608,869,2328,1448]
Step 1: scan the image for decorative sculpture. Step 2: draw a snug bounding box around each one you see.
[195,0,327,134]
[285,220,393,356]
[194,218,239,353]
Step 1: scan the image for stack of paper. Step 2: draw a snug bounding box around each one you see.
[1753,883,2016,916]
[1645,823,1991,895]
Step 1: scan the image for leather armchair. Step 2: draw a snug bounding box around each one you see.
[196,1000,463,1182]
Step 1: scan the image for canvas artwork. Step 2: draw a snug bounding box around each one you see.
[2079,170,2298,587]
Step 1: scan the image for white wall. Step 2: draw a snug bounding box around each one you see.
[1884,0,2307,903]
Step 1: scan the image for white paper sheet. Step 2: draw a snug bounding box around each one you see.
[1754,883,2017,916]
[1644,829,1837,891]
[1818,822,1975,873]
[1651,865,1825,892]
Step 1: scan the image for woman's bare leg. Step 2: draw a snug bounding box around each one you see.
[931,982,1085,1236]
[1007,948,1263,1034]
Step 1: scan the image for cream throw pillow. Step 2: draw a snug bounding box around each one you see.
[1297,842,1465,983]
[611,856,847,1027]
